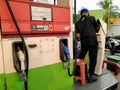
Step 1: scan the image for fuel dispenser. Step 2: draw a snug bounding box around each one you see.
[0,0,73,90]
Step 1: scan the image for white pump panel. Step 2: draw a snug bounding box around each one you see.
[2,36,73,74]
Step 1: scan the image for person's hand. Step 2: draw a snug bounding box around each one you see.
[76,33,80,38]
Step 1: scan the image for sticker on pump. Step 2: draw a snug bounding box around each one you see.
[64,25,71,30]
[32,25,49,31]
[49,25,53,31]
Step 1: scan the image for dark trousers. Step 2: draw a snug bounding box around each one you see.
[78,44,98,76]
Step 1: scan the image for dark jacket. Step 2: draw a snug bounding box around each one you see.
[75,16,99,47]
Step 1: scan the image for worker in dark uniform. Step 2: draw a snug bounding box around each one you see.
[75,8,100,83]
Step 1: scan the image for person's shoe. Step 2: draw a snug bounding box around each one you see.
[88,75,97,83]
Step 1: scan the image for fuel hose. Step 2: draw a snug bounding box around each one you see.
[5,0,29,90]
[67,0,77,77]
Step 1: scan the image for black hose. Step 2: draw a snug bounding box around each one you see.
[74,0,77,60]
[74,0,76,24]
[54,0,56,5]
[5,0,29,90]
[67,0,77,77]
[68,68,73,76]
[67,64,76,76]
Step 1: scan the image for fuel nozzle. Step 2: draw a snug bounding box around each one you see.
[17,46,25,71]
[17,46,26,81]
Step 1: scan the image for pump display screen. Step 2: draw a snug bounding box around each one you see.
[31,6,52,21]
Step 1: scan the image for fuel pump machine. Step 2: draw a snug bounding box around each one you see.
[95,19,107,75]
[0,0,73,90]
